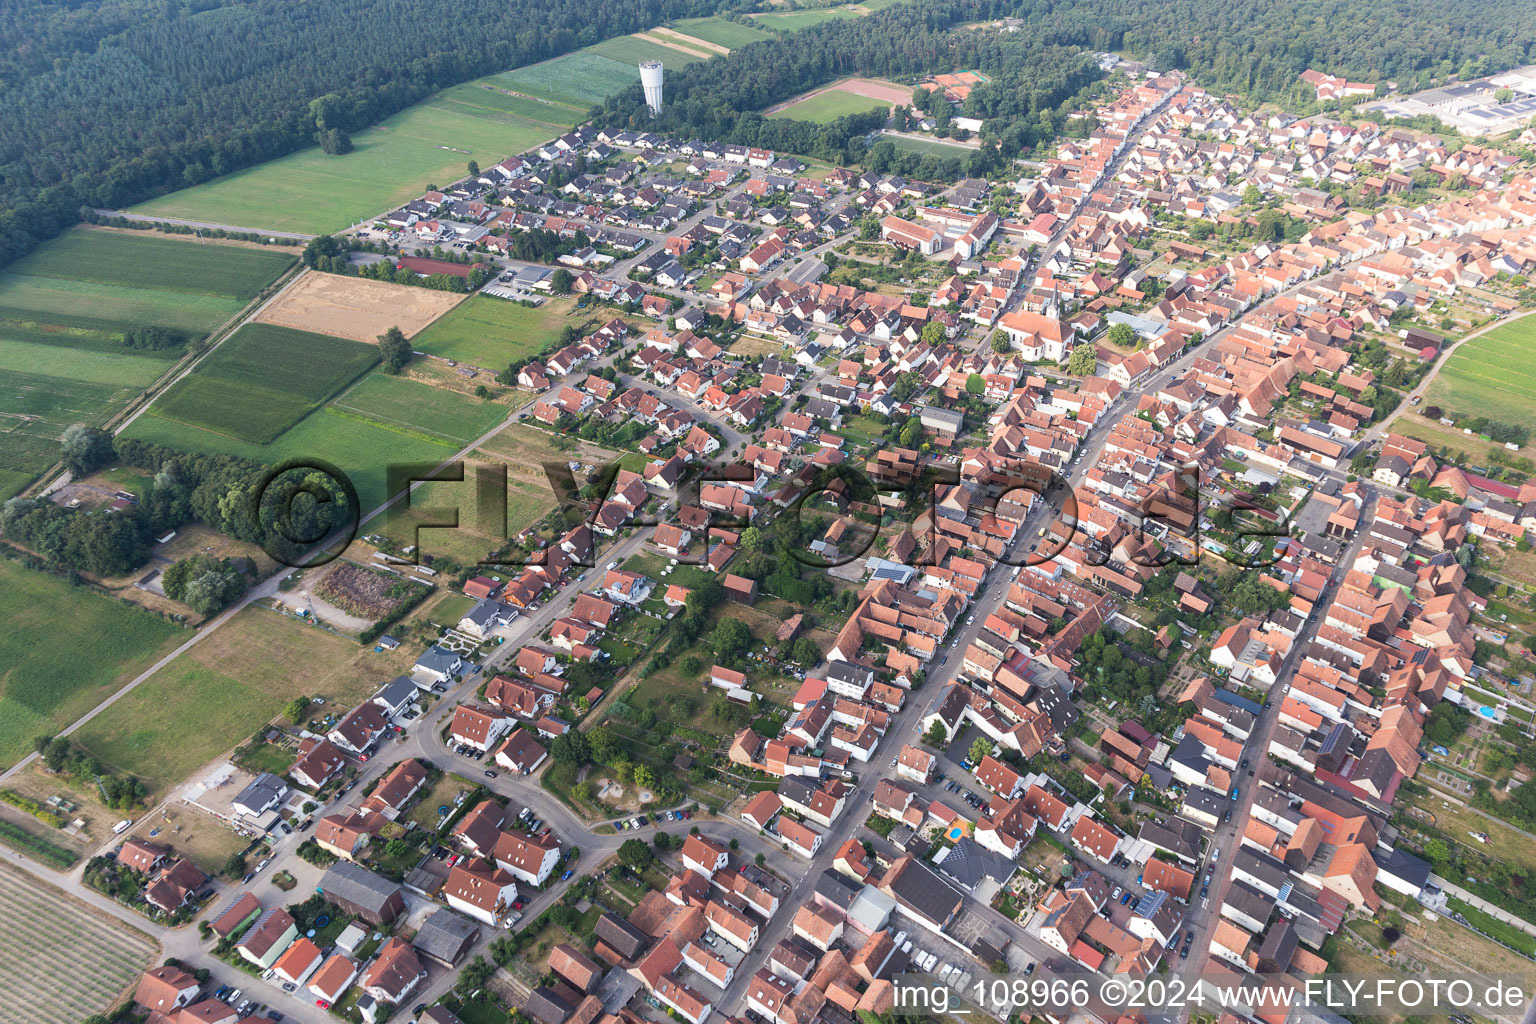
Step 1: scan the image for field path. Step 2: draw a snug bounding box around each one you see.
[651,25,730,54]
[92,208,313,241]
[1373,308,1535,443]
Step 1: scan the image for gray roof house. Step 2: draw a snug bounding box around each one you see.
[319,860,406,925]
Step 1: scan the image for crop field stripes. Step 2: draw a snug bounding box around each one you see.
[0,861,155,1024]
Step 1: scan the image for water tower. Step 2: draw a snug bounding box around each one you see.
[640,60,664,115]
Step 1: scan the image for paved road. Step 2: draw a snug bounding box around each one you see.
[1182,492,1372,974]
[92,208,315,240]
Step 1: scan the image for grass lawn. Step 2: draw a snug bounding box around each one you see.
[668,16,773,48]
[133,96,563,235]
[1426,317,1536,426]
[586,34,707,66]
[73,605,413,789]
[409,294,580,367]
[1447,896,1536,955]
[0,559,183,770]
[751,7,858,29]
[331,372,508,446]
[404,773,479,830]
[1391,408,1536,466]
[769,89,892,123]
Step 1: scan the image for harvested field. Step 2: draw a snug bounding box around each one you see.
[253,271,464,342]
[315,561,414,620]
[649,26,729,55]
[0,859,157,1024]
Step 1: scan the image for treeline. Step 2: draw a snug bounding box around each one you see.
[0,0,732,268]
[81,209,305,247]
[1,433,352,578]
[301,235,492,291]
[598,0,1536,167]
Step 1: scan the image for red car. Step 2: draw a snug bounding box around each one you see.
[316,1000,332,1010]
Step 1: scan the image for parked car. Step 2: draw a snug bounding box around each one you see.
[485,769,499,778]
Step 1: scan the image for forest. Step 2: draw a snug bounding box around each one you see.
[594,0,1536,161]
[2,0,1533,270]
[0,0,739,267]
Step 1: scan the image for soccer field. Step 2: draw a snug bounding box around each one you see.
[769,89,893,123]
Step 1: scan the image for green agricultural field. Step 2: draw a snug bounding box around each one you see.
[408,294,578,367]
[434,82,587,127]
[131,369,506,513]
[770,89,892,123]
[152,323,379,443]
[330,373,507,446]
[751,7,857,29]
[0,231,296,491]
[586,34,706,66]
[494,51,641,108]
[0,346,172,490]
[132,94,562,235]
[11,230,294,302]
[123,400,457,514]
[1426,316,1536,427]
[670,16,773,47]
[0,558,182,769]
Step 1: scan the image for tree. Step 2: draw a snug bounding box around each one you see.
[920,320,945,346]
[1242,184,1262,206]
[711,618,751,662]
[965,373,985,395]
[618,838,653,870]
[789,636,822,668]
[923,720,949,748]
[550,268,575,294]
[284,697,310,724]
[899,417,922,448]
[467,159,480,177]
[384,837,413,859]
[653,831,672,851]
[60,425,114,478]
[1067,344,1098,376]
[739,526,763,553]
[552,729,591,766]
[161,554,245,615]
[633,764,654,790]
[1107,323,1136,348]
[969,737,991,765]
[989,330,1011,354]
